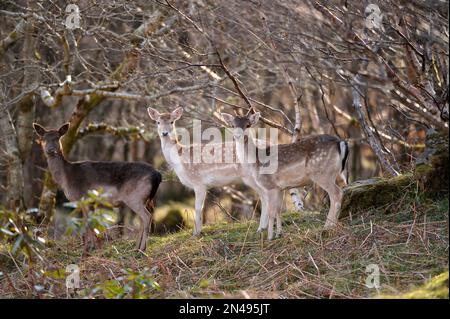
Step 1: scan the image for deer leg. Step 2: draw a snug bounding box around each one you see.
[257,192,268,232]
[137,206,151,252]
[146,199,156,235]
[81,207,88,257]
[266,190,283,240]
[242,177,268,232]
[267,211,274,240]
[315,179,343,229]
[275,199,283,238]
[257,188,271,231]
[117,207,126,238]
[193,187,207,236]
[125,201,151,252]
[80,205,96,256]
[274,190,283,238]
[327,183,343,229]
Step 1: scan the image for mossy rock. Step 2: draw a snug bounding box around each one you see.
[340,174,415,218]
[377,271,449,299]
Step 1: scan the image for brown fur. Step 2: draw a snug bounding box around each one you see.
[222,113,349,239]
[33,123,162,252]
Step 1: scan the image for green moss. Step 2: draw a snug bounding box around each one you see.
[9,31,17,40]
[415,129,449,197]
[377,271,449,299]
[341,130,448,218]
[340,173,416,218]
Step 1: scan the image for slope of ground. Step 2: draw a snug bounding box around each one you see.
[1,193,448,299]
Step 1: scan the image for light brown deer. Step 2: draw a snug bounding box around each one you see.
[33,123,162,252]
[146,107,279,236]
[221,112,349,240]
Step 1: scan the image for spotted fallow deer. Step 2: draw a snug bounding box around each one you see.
[221,112,349,240]
[33,123,162,252]
[146,107,279,236]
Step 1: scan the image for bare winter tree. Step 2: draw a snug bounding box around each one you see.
[0,0,448,220]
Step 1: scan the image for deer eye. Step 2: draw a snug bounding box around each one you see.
[170,121,174,124]
[157,121,160,125]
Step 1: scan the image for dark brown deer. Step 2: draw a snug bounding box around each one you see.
[33,122,162,252]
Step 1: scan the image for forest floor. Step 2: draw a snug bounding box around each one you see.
[1,192,448,298]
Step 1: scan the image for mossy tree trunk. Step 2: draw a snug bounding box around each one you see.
[340,129,449,218]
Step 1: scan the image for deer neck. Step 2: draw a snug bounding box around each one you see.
[45,150,71,188]
[160,135,185,173]
[235,129,258,169]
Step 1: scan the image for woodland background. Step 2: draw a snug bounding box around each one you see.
[0,0,448,298]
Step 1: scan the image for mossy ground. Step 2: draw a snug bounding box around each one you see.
[377,271,448,299]
[1,194,448,299]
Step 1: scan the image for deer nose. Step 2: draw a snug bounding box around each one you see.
[162,132,169,137]
[233,128,244,139]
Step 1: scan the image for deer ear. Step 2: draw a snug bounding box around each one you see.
[33,123,47,137]
[170,107,183,121]
[248,112,261,126]
[220,113,234,126]
[58,123,70,136]
[147,107,160,121]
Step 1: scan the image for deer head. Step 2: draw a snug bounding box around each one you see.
[33,123,70,156]
[147,107,183,140]
[221,112,261,140]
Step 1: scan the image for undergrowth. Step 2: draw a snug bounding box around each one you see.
[0,191,448,299]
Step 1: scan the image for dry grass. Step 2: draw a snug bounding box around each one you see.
[1,194,448,299]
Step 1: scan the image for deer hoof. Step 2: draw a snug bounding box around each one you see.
[136,244,147,253]
[275,232,283,239]
[134,238,147,252]
[323,221,337,230]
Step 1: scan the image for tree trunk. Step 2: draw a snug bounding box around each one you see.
[0,108,25,210]
[17,5,38,205]
[351,58,400,177]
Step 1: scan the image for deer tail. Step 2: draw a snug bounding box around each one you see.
[148,171,162,201]
[339,140,349,173]
[146,171,162,234]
